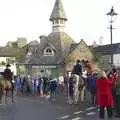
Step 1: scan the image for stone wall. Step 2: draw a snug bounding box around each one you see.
[65,40,94,71]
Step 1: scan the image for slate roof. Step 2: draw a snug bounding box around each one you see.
[57,43,79,64]
[50,0,67,21]
[48,32,74,50]
[23,32,75,65]
[0,47,21,57]
[94,43,120,55]
[23,40,39,49]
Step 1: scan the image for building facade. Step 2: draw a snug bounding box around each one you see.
[6,37,27,48]
[0,47,21,75]
[19,0,94,79]
[94,43,120,69]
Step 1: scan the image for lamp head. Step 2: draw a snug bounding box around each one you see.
[107,6,118,16]
[107,6,118,23]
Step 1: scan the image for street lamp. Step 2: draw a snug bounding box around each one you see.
[107,6,118,64]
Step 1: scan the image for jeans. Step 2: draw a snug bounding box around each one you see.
[90,88,97,104]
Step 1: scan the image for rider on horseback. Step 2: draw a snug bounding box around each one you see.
[72,59,82,76]
[68,60,84,104]
[3,64,14,103]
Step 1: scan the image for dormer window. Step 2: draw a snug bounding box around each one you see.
[46,48,52,53]
[26,51,32,57]
[43,47,54,56]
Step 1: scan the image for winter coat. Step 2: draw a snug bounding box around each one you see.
[49,80,57,92]
[97,77,114,108]
[114,77,120,96]
[108,73,117,90]
[3,68,13,80]
[87,73,98,89]
[72,64,82,76]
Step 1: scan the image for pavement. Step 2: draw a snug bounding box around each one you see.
[0,93,119,120]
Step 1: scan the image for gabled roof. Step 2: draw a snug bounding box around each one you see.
[23,40,39,48]
[50,0,67,21]
[94,43,120,55]
[23,32,75,65]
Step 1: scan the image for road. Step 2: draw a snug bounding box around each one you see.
[0,94,119,120]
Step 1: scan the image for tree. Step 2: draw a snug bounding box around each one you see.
[0,61,6,66]
[15,52,25,63]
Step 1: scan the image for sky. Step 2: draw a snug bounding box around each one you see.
[0,0,120,46]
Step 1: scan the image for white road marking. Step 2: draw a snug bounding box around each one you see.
[73,111,83,115]
[0,104,5,106]
[71,117,83,120]
[85,107,96,111]
[57,115,70,119]
[86,112,96,115]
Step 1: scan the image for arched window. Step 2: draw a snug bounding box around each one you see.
[46,48,52,53]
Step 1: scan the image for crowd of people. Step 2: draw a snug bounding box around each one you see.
[0,60,120,119]
[15,76,57,100]
[0,65,58,103]
[64,59,120,119]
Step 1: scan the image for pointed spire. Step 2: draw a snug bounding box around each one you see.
[50,0,67,21]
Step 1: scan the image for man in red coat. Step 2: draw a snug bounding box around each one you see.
[97,71,114,119]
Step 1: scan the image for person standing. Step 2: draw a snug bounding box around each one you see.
[0,78,3,104]
[114,72,120,118]
[86,72,98,105]
[63,73,69,103]
[97,71,114,119]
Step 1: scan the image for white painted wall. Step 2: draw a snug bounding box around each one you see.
[113,54,120,67]
[0,57,17,75]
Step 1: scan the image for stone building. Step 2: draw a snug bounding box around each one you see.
[21,0,93,79]
[6,37,27,48]
[0,38,26,75]
[0,47,21,75]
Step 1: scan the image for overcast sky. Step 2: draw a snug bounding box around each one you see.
[0,0,120,46]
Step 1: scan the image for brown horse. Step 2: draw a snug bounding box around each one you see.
[0,74,14,104]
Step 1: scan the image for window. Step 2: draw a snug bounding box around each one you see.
[43,47,54,56]
[52,21,55,24]
[114,54,120,66]
[55,20,59,24]
[60,20,64,24]
[46,48,52,53]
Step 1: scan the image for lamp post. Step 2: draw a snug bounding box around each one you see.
[107,6,118,65]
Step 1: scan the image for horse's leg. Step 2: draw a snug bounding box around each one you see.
[81,86,86,102]
[11,88,14,103]
[0,90,2,104]
[74,87,79,104]
[5,89,8,104]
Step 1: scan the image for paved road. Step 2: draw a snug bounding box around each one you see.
[0,95,119,120]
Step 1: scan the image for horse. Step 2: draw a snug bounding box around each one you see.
[0,73,14,104]
[0,73,4,103]
[68,74,85,104]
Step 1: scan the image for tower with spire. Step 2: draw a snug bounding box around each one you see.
[50,0,67,32]
[22,0,94,79]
